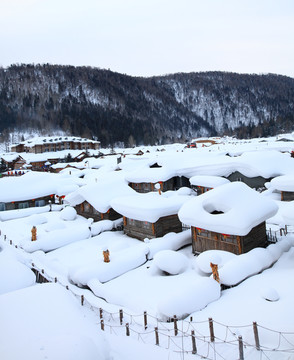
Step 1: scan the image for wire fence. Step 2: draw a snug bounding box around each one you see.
[2,234,294,359]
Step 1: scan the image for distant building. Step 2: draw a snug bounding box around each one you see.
[11,136,100,154]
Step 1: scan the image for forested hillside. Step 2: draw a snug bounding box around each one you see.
[0,64,293,146]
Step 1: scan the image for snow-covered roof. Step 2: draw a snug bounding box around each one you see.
[178,182,278,236]
[0,153,21,162]
[269,175,294,192]
[65,178,136,213]
[0,171,80,202]
[189,175,230,187]
[125,166,177,183]
[159,150,294,179]
[111,191,191,223]
[12,136,100,148]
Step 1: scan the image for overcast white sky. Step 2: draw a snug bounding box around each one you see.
[0,0,293,78]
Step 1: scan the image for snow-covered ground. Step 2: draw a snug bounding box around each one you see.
[1,134,294,359]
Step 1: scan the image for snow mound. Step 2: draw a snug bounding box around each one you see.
[261,287,280,302]
[152,250,188,275]
[26,214,48,226]
[60,206,77,221]
[196,250,236,273]
[0,249,36,295]
[44,221,66,232]
[219,239,293,286]
[157,278,220,320]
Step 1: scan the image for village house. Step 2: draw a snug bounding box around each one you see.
[11,136,100,154]
[0,154,25,170]
[125,166,190,193]
[269,175,294,201]
[178,182,278,255]
[189,175,230,195]
[0,172,79,213]
[111,192,191,240]
[65,177,136,222]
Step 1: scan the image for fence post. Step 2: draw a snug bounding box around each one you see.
[173,315,178,336]
[54,277,57,283]
[238,336,244,360]
[81,295,84,306]
[155,327,159,345]
[190,316,193,322]
[101,319,104,331]
[144,311,148,330]
[99,308,103,320]
[119,309,123,325]
[253,322,260,350]
[126,323,130,336]
[209,318,215,342]
[191,330,197,354]
[10,240,12,245]
[4,235,6,240]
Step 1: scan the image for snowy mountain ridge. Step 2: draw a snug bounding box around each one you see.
[0,64,294,146]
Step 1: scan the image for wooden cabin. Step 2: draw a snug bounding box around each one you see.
[178,182,278,255]
[281,191,294,201]
[0,194,54,212]
[270,175,294,201]
[122,214,182,241]
[129,178,175,193]
[75,200,121,221]
[111,192,191,241]
[191,221,267,255]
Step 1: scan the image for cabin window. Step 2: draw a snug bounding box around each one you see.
[196,228,209,237]
[142,221,151,230]
[0,202,6,211]
[220,234,238,244]
[128,218,135,226]
[18,202,29,209]
[144,183,150,190]
[35,199,45,207]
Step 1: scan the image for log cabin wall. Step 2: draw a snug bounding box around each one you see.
[130,178,177,194]
[75,201,121,221]
[242,221,267,253]
[281,191,294,201]
[0,195,53,211]
[191,221,267,255]
[123,214,182,241]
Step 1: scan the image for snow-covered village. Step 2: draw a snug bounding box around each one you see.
[1,1,294,359]
[1,134,294,360]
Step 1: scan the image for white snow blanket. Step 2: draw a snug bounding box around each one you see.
[70,243,149,285]
[219,238,294,286]
[189,175,230,187]
[22,223,91,252]
[179,182,278,235]
[125,165,176,183]
[0,247,36,294]
[0,171,81,203]
[111,191,191,223]
[157,278,221,320]
[0,283,110,360]
[146,230,191,259]
[269,174,294,192]
[151,250,189,275]
[196,250,237,273]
